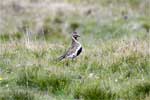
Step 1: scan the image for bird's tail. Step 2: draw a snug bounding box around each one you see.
[57,55,65,61]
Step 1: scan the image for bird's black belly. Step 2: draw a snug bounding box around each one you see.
[77,47,82,56]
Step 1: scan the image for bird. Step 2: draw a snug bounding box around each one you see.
[58,31,82,61]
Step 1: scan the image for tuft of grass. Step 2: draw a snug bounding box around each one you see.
[138,16,150,33]
[141,22,150,33]
[133,82,150,99]
[0,89,35,100]
[73,80,116,100]
[97,19,129,39]
[0,32,22,42]
[110,52,149,72]
[0,34,10,41]
[69,21,80,31]
[16,66,71,93]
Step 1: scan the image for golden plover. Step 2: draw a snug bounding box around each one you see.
[58,32,82,61]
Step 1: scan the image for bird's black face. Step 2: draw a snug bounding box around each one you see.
[72,32,80,40]
[73,35,80,40]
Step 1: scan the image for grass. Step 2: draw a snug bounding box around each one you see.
[72,79,116,100]
[0,89,35,100]
[16,66,71,93]
[0,0,150,100]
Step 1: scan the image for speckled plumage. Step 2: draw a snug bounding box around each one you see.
[58,32,82,61]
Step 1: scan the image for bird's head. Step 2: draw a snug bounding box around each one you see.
[72,31,80,40]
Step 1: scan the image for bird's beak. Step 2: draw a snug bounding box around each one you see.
[73,34,80,37]
[77,35,80,37]
[76,34,80,37]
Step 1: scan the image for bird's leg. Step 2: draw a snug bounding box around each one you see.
[72,55,77,62]
[71,58,74,62]
[75,58,77,62]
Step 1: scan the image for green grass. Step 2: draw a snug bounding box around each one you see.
[0,89,35,100]
[72,80,116,100]
[0,36,149,99]
[0,0,150,100]
[16,66,71,93]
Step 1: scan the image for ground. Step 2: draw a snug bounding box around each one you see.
[0,0,150,100]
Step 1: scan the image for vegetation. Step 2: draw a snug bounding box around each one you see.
[0,0,149,100]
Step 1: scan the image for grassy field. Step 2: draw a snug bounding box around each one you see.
[0,0,150,100]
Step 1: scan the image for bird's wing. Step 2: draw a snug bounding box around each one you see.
[58,46,77,61]
[65,46,78,57]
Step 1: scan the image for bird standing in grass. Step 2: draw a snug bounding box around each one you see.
[58,32,82,61]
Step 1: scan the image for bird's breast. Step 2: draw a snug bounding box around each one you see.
[76,47,82,56]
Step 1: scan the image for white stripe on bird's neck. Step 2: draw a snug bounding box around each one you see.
[67,36,81,58]
[72,36,80,45]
